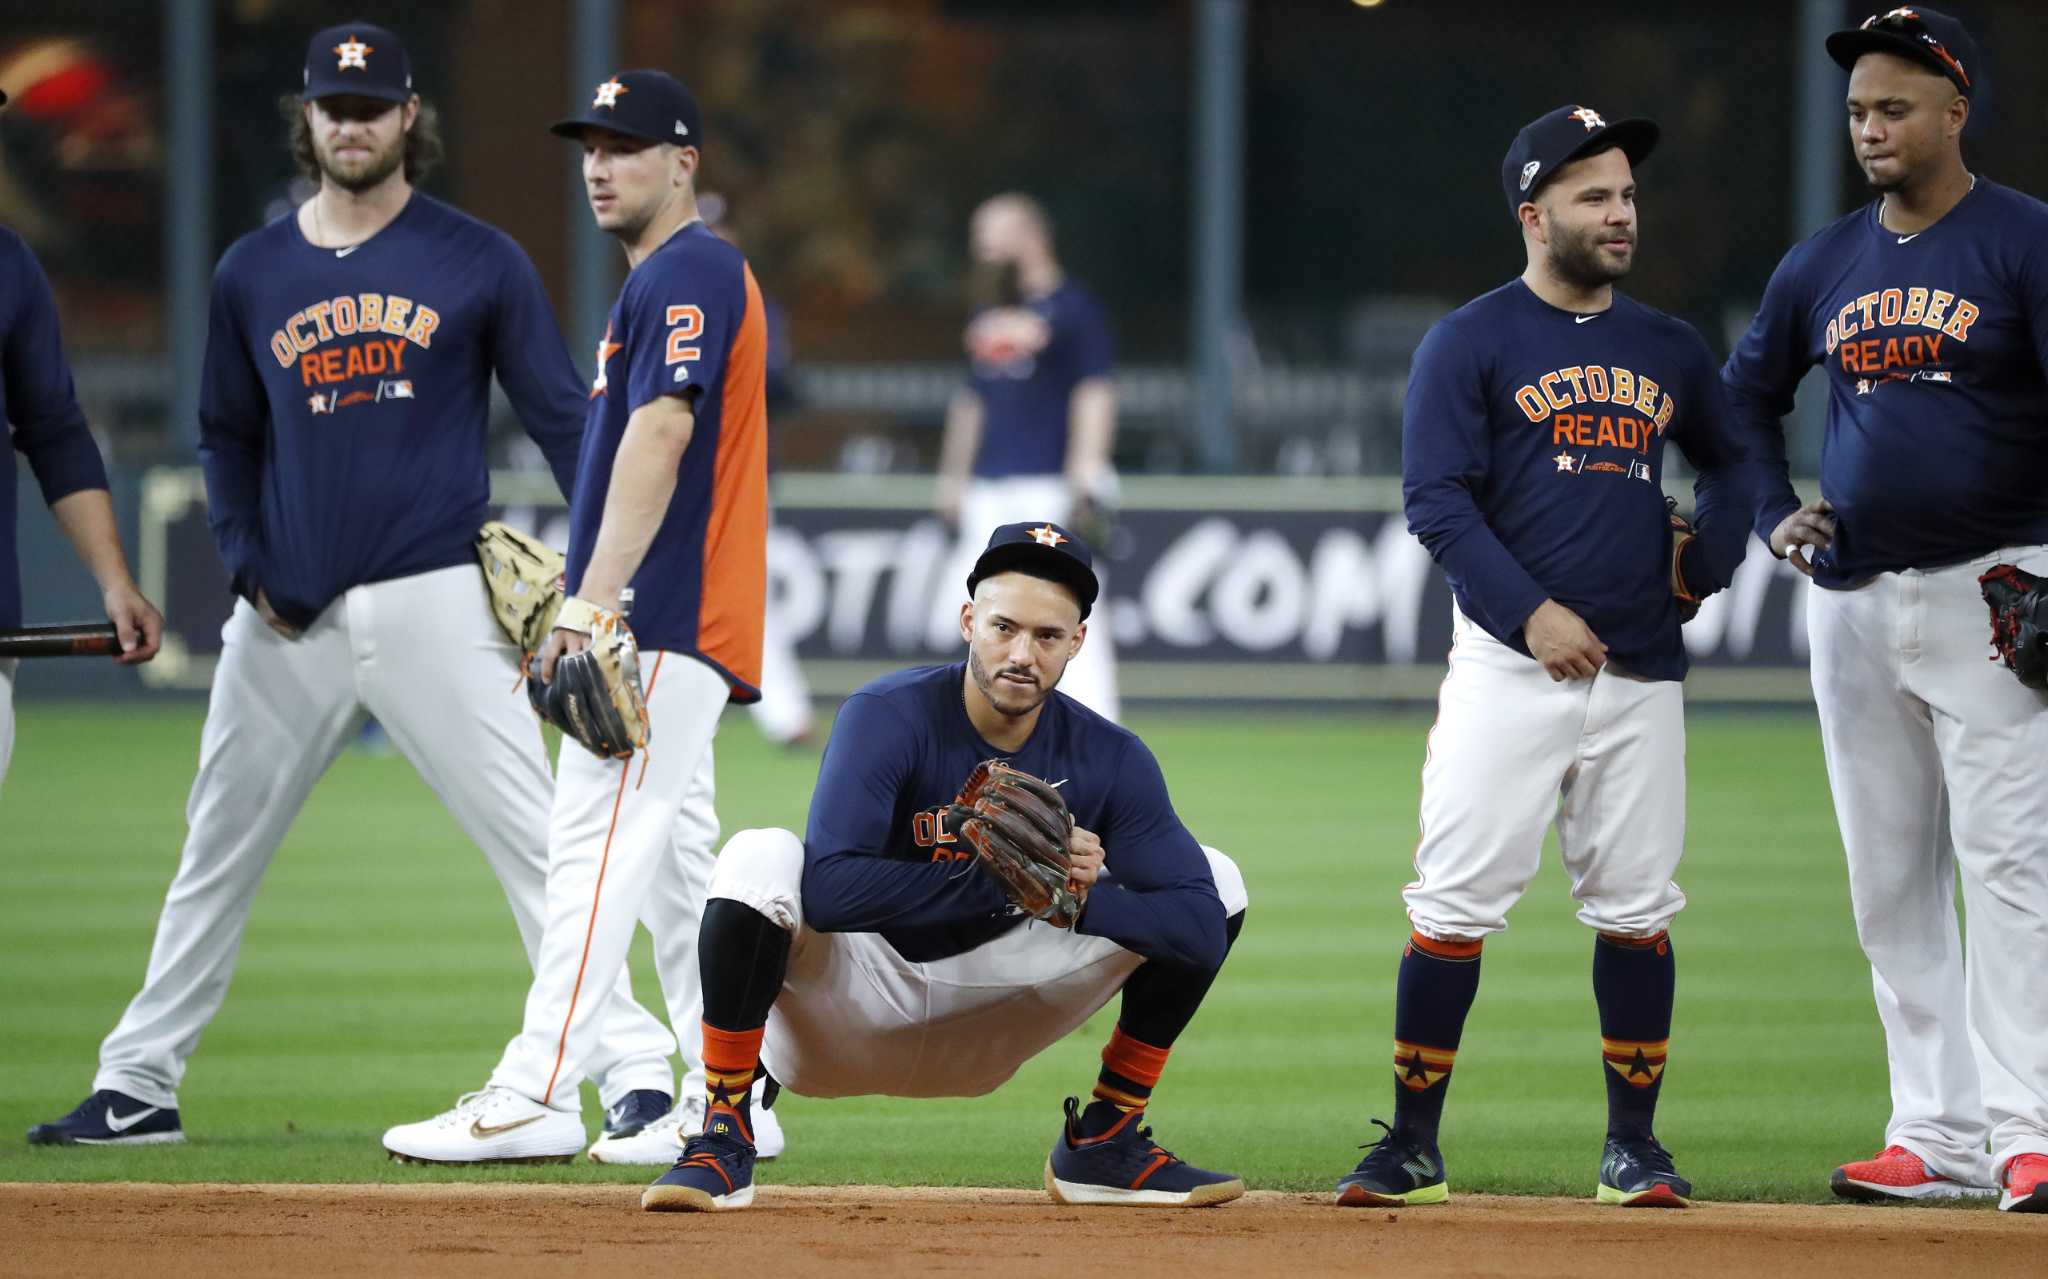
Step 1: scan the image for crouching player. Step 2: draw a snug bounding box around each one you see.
[639,522,1249,1211]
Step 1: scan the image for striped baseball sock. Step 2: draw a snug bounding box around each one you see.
[1082,1026,1170,1134]
[700,1021,764,1143]
[1593,931,1674,1142]
[1390,931,1482,1144]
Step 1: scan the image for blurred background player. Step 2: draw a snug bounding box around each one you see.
[1723,6,2048,1214]
[641,522,1244,1212]
[381,68,778,1166]
[1,79,163,793]
[703,190,814,750]
[1334,106,1756,1210]
[931,194,1120,721]
[26,25,677,1150]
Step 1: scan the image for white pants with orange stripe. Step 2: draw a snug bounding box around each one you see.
[931,475,1120,723]
[705,826,1249,1099]
[1403,605,1687,943]
[1808,546,2048,1185]
[490,651,728,1109]
[94,565,676,1110]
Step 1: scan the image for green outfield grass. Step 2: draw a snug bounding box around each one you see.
[0,700,1889,1201]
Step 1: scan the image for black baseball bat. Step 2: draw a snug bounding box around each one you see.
[0,622,123,658]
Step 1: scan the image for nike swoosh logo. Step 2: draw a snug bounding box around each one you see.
[1575,314,1598,324]
[470,1114,544,1139]
[1897,233,1920,244]
[335,245,359,258]
[104,1105,160,1133]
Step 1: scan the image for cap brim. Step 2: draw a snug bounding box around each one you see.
[1825,30,1963,86]
[549,113,674,145]
[1564,118,1658,173]
[967,544,1099,619]
[304,84,413,105]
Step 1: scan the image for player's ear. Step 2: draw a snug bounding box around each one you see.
[673,144,699,190]
[1948,93,1969,138]
[402,95,420,132]
[1067,619,1086,660]
[958,601,975,645]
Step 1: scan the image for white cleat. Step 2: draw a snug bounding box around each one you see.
[382,1087,585,1165]
[587,1081,785,1164]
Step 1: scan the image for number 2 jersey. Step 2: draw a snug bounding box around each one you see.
[197,193,587,628]
[567,221,766,701]
[1401,280,1758,681]
[1723,179,2048,586]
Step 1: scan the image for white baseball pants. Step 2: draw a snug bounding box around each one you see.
[1808,545,2048,1184]
[705,826,1248,1099]
[0,657,15,794]
[490,652,728,1109]
[931,475,1120,723]
[1404,606,1687,942]
[93,564,676,1110]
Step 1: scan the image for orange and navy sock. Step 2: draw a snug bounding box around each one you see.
[1592,931,1674,1141]
[1080,1026,1170,1135]
[701,1020,764,1143]
[1390,931,1482,1144]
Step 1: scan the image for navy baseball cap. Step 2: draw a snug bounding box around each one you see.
[302,23,414,103]
[1828,6,1977,97]
[551,70,702,148]
[1501,105,1659,218]
[967,522,1099,620]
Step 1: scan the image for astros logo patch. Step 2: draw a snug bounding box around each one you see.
[1569,107,1606,131]
[334,36,372,71]
[1028,525,1068,547]
[593,78,628,109]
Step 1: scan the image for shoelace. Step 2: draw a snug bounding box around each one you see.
[1358,1117,1411,1155]
[1626,1137,1678,1175]
[438,1090,494,1127]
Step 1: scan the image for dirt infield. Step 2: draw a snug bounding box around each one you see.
[3,1183,2039,1276]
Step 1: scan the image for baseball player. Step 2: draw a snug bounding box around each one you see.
[932,195,1120,721]
[1,79,164,791]
[27,26,678,1150]
[1333,106,1758,1210]
[635,521,1247,1212]
[1724,7,2048,1214]
[382,68,779,1166]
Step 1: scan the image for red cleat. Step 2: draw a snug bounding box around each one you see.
[1830,1145,1995,1202]
[2001,1153,2048,1213]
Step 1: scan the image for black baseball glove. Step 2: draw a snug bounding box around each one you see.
[1979,564,2048,690]
[526,598,650,758]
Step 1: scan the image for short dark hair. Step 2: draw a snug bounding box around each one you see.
[279,94,444,185]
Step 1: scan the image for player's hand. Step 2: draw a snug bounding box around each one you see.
[538,625,592,683]
[1770,498,1837,576]
[255,588,301,640]
[103,580,164,665]
[1066,825,1105,909]
[1524,599,1608,682]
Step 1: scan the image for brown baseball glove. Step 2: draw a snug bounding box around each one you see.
[946,760,1081,927]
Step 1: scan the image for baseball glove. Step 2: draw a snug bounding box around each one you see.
[1979,564,2048,690]
[1667,496,1701,624]
[946,760,1081,927]
[526,597,651,759]
[476,521,565,653]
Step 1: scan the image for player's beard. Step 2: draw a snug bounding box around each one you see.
[1544,215,1634,288]
[316,129,406,193]
[968,648,1058,719]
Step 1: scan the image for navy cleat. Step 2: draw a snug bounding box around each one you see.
[27,1090,185,1147]
[601,1089,672,1140]
[641,1102,755,1212]
[1044,1097,1244,1207]
[1335,1119,1447,1206]
[1597,1135,1693,1207]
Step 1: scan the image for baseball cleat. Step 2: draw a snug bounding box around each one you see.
[381,1086,584,1165]
[26,1090,185,1147]
[1830,1145,1997,1202]
[1335,1119,1448,1206]
[1597,1135,1693,1207]
[1043,1096,1244,1207]
[641,1102,756,1212]
[2000,1154,2048,1213]
[600,1089,672,1141]
[590,1081,785,1164]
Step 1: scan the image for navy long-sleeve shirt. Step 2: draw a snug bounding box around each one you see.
[1722,179,2048,587]
[2,229,110,630]
[197,193,586,627]
[801,662,1226,970]
[1401,280,1755,681]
